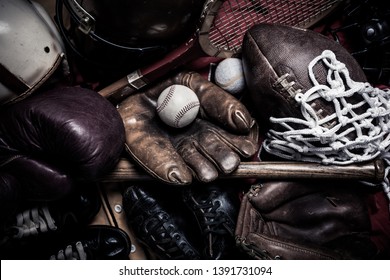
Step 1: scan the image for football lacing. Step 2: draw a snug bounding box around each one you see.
[263,49,390,206]
[273,73,302,98]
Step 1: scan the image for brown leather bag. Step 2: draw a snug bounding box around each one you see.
[235,180,378,259]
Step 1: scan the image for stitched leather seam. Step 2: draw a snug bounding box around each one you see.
[174,101,200,127]
[156,85,176,113]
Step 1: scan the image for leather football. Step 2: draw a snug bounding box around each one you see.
[242,23,367,129]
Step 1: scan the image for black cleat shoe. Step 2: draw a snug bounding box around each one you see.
[182,183,243,259]
[123,184,202,260]
[0,184,101,259]
[49,225,131,260]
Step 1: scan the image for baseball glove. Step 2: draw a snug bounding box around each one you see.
[117,70,259,185]
[235,181,378,260]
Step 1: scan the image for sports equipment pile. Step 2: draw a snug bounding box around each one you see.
[1,0,390,260]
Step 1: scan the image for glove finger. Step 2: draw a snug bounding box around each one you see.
[176,139,219,182]
[194,122,259,174]
[197,132,241,174]
[175,71,255,133]
[118,95,193,185]
[251,181,318,211]
[202,121,259,159]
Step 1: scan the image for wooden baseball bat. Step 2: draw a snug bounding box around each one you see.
[100,157,386,183]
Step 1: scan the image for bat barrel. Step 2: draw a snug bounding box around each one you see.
[229,159,385,181]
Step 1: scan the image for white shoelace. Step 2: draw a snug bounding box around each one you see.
[50,241,87,260]
[11,205,57,239]
[263,49,390,205]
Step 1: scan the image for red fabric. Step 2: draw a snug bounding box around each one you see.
[367,192,390,255]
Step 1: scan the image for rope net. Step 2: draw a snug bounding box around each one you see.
[263,50,390,200]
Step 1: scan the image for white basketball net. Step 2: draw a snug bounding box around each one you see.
[263,50,390,201]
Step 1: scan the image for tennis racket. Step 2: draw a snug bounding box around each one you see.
[99,0,345,103]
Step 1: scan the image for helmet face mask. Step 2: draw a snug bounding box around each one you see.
[56,0,205,82]
[323,0,390,85]
[77,0,200,46]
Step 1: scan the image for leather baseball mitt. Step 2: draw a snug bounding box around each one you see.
[235,181,378,260]
[117,70,258,185]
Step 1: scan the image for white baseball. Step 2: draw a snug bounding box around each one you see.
[215,57,246,95]
[156,84,200,128]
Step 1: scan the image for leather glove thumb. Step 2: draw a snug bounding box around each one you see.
[118,71,258,185]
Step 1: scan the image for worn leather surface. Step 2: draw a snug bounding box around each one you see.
[182,183,243,259]
[123,183,202,259]
[0,87,125,224]
[48,224,132,260]
[242,23,368,129]
[235,181,378,260]
[90,183,148,260]
[117,71,259,185]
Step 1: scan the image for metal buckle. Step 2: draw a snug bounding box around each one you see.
[67,0,96,34]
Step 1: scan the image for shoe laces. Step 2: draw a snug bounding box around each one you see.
[50,241,87,260]
[137,204,199,259]
[188,194,234,259]
[10,205,57,239]
[190,195,228,235]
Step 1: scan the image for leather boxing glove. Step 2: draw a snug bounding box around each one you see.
[0,87,125,224]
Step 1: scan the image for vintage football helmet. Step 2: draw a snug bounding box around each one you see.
[0,0,67,106]
[55,0,205,82]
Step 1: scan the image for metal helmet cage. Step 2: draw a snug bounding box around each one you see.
[55,0,205,83]
[321,0,390,85]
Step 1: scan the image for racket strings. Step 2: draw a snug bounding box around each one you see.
[208,0,341,52]
[211,1,260,51]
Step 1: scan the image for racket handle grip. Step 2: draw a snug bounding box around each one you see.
[100,158,386,182]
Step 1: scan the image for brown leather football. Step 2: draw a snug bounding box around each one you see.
[240,23,390,165]
[242,23,367,129]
